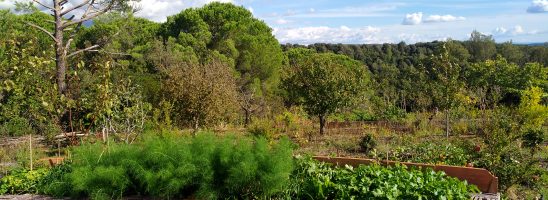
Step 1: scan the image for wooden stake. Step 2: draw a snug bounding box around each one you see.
[29,134,33,171]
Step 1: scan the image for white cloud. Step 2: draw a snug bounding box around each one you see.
[0,0,15,10]
[263,3,403,19]
[403,12,465,25]
[493,25,532,36]
[0,0,232,22]
[424,15,466,23]
[402,12,423,25]
[527,0,548,13]
[2,0,112,17]
[514,25,524,34]
[274,25,384,44]
[275,18,290,25]
[494,27,508,34]
[273,24,460,44]
[247,6,254,14]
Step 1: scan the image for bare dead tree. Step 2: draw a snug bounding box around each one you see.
[27,0,131,95]
[238,87,264,127]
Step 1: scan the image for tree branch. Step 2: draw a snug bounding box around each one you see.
[61,1,113,28]
[86,50,131,56]
[60,0,91,16]
[32,0,54,10]
[67,45,100,58]
[25,22,58,43]
[63,38,73,58]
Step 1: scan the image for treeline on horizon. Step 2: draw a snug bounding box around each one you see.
[283,37,548,112]
[0,2,547,137]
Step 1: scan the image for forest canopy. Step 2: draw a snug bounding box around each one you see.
[1,4,547,136]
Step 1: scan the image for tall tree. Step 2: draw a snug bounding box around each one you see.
[282,52,368,134]
[466,30,496,62]
[161,3,284,125]
[26,0,132,95]
[498,41,524,64]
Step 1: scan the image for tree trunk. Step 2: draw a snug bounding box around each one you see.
[319,115,326,135]
[244,109,250,127]
[194,116,199,132]
[55,40,67,94]
[53,0,67,94]
[445,108,450,137]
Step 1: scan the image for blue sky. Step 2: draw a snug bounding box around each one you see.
[2,0,547,44]
[242,0,548,44]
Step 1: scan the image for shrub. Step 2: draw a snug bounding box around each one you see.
[522,128,545,149]
[0,168,48,195]
[359,133,377,153]
[371,141,471,166]
[41,133,294,199]
[38,164,72,197]
[285,157,479,199]
[329,109,377,122]
[248,118,278,140]
[0,117,34,136]
[380,105,406,121]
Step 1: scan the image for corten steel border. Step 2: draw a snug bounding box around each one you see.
[313,156,498,193]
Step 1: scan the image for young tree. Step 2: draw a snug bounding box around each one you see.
[150,40,238,130]
[424,44,463,137]
[282,53,368,134]
[466,30,496,62]
[164,57,238,130]
[26,0,132,95]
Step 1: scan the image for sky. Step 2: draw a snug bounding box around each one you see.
[2,0,548,44]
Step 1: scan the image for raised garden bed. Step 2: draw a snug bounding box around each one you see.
[313,156,501,200]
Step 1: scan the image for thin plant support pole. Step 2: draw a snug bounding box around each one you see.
[445,108,450,138]
[29,134,33,171]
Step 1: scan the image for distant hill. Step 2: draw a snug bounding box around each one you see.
[517,42,548,46]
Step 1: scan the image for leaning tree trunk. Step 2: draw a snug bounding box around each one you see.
[319,115,326,135]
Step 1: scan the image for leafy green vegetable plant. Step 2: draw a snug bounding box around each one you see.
[0,168,48,195]
[285,157,479,200]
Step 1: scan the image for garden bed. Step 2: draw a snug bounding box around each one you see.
[313,156,501,200]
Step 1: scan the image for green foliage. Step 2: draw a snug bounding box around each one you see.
[0,31,59,137]
[522,129,545,149]
[38,164,72,197]
[42,133,294,199]
[72,61,152,142]
[248,118,278,140]
[282,52,369,133]
[329,109,377,122]
[372,141,471,166]
[466,30,496,62]
[286,157,478,199]
[518,86,548,129]
[380,104,406,120]
[359,133,377,153]
[155,51,239,129]
[472,108,543,191]
[0,168,48,195]
[161,2,284,123]
[0,117,34,136]
[425,43,463,108]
